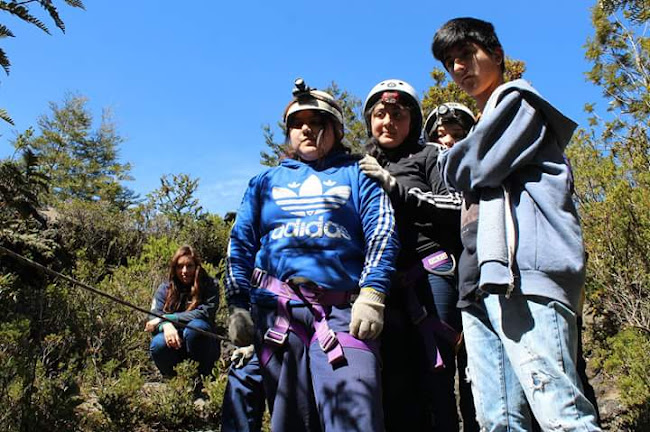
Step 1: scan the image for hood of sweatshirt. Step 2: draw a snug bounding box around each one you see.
[487,79,577,150]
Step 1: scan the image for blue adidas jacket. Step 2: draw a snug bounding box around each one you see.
[226,151,399,309]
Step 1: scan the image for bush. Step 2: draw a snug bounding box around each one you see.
[94,367,146,432]
[55,199,145,282]
[595,328,650,430]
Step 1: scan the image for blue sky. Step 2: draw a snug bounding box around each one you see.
[0,1,603,216]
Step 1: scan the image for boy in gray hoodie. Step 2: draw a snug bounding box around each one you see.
[433,17,601,431]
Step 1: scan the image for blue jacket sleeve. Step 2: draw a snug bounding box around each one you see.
[225,174,263,309]
[357,169,399,295]
[441,90,546,191]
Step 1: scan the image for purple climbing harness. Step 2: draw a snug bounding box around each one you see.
[250,268,377,367]
[401,250,461,371]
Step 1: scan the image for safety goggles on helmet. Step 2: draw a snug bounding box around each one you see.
[423,102,475,142]
[283,78,344,137]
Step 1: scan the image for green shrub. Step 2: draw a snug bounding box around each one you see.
[95,367,146,432]
[600,328,650,430]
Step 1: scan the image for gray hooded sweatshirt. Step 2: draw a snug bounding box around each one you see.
[438,79,585,312]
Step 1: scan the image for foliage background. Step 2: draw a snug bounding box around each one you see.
[1,0,649,431]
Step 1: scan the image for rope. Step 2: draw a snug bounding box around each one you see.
[0,245,227,341]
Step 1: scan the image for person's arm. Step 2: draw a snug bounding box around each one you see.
[225,175,263,310]
[441,90,546,192]
[351,170,400,340]
[225,175,264,346]
[357,170,400,295]
[390,146,462,227]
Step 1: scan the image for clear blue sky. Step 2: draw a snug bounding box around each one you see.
[0,1,604,216]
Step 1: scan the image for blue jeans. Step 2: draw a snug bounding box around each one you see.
[221,352,265,432]
[462,294,601,431]
[150,318,219,377]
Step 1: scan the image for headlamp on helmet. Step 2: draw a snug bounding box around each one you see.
[283,78,344,138]
[362,79,423,141]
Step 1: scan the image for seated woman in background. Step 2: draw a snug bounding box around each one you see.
[145,245,220,378]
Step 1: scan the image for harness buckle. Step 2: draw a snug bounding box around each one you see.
[412,306,428,325]
[288,278,323,303]
[250,268,267,288]
[319,329,339,353]
[263,328,287,346]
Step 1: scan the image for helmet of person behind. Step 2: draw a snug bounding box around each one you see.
[362,79,423,144]
[423,102,475,142]
[283,78,344,139]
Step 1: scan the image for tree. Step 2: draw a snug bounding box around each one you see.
[13,94,136,208]
[260,82,367,167]
[599,0,649,21]
[573,0,650,333]
[0,0,86,124]
[145,173,204,230]
[566,1,650,427]
[0,149,79,431]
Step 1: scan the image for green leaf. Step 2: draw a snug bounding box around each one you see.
[0,3,52,34]
[38,1,66,33]
[0,47,11,74]
[0,24,15,38]
[64,0,85,9]
[0,107,14,125]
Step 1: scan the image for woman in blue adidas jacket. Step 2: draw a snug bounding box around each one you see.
[225,79,399,432]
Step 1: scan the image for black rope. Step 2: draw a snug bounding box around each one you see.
[0,245,227,341]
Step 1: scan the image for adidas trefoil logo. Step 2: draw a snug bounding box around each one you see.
[272,174,351,217]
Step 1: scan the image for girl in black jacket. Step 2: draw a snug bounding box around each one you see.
[359,79,464,432]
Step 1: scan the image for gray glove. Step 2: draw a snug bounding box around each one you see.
[359,155,396,191]
[349,288,386,340]
[230,344,255,368]
[227,306,255,347]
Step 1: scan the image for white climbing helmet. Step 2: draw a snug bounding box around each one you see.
[362,79,423,140]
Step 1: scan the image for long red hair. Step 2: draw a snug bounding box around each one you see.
[163,245,206,313]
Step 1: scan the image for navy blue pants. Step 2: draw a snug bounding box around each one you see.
[149,318,219,377]
[252,303,383,432]
[221,352,265,432]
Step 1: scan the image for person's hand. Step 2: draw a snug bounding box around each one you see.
[349,288,386,340]
[144,317,161,332]
[359,155,396,191]
[162,322,182,349]
[230,344,255,368]
[228,307,255,347]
